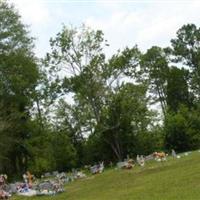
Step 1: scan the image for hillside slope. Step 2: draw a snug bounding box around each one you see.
[12,151,200,200]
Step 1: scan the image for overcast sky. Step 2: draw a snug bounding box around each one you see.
[9,0,200,58]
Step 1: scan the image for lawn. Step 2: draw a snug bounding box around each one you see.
[12,151,200,200]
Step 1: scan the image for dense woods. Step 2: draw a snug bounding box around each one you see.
[0,1,200,178]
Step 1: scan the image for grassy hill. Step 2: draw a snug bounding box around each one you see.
[12,151,200,200]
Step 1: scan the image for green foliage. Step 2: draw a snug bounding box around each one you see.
[133,127,164,155]
[166,66,192,112]
[141,46,169,115]
[108,46,141,78]
[0,1,39,176]
[45,25,149,164]
[51,132,77,171]
[171,23,200,98]
[91,83,155,161]
[1,1,200,178]
[164,105,200,152]
[26,121,77,176]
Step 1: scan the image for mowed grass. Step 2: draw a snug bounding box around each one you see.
[12,151,200,200]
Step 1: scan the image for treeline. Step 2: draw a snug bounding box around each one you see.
[0,1,200,178]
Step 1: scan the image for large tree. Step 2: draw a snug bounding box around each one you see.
[45,25,108,131]
[93,83,153,161]
[171,24,200,100]
[140,46,169,117]
[0,1,39,176]
[45,25,149,163]
[166,66,192,112]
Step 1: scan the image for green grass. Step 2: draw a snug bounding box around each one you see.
[12,151,200,200]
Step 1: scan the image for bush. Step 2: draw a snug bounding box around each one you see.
[164,105,200,152]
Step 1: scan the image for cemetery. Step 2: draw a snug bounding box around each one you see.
[1,1,200,199]
[0,150,199,199]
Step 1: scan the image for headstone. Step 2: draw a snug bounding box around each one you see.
[117,162,127,169]
[172,149,177,158]
[136,155,140,163]
[140,155,145,166]
[76,172,86,178]
[99,162,104,173]
[90,165,98,174]
[44,172,51,178]
[144,154,154,161]
[38,181,53,191]
[52,171,59,176]
[9,184,17,194]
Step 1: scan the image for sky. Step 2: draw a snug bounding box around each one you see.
[9,0,200,58]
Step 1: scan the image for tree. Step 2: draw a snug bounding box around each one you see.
[166,66,192,112]
[45,25,108,133]
[140,46,169,117]
[45,25,142,164]
[55,99,86,167]
[164,105,200,152]
[171,24,200,100]
[96,83,152,161]
[27,127,76,175]
[0,1,39,176]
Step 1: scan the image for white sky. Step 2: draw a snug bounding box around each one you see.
[9,0,200,58]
